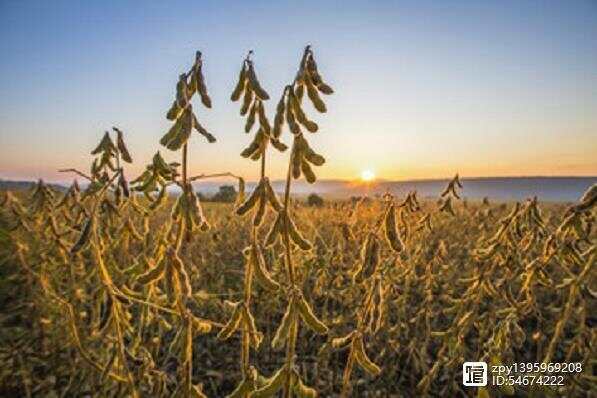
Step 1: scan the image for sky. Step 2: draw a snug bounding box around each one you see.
[0,0,596,184]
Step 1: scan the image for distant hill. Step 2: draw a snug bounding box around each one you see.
[309,176,596,202]
[0,179,66,192]
[2,177,595,202]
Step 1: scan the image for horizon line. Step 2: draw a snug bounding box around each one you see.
[2,174,596,187]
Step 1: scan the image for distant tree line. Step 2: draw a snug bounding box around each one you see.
[200,185,327,207]
[197,185,238,203]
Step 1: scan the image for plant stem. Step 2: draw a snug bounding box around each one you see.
[182,144,188,185]
[189,172,242,181]
[241,151,267,380]
[281,140,297,398]
[282,141,296,285]
[58,168,93,182]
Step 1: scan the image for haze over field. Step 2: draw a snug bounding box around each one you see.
[3,176,595,202]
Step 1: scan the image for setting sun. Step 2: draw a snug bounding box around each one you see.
[361,169,376,182]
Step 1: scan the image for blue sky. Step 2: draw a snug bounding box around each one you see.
[1,0,596,182]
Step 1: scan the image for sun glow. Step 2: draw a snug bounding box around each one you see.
[360,169,375,182]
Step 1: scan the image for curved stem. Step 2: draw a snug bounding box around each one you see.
[58,168,93,182]
[188,171,243,182]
